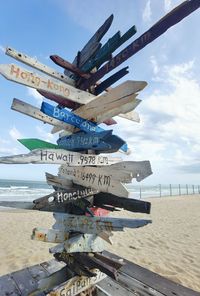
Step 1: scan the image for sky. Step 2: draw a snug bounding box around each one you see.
[0,0,199,185]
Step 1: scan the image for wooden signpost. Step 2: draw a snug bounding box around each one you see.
[0,2,199,295]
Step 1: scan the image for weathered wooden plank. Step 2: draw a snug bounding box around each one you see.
[95,97,141,124]
[70,253,119,280]
[58,165,133,198]
[64,14,113,76]
[37,90,78,109]
[27,263,50,282]
[11,98,77,131]
[33,187,97,210]
[0,63,95,104]
[103,251,200,296]
[59,160,152,192]
[5,46,75,86]
[52,213,152,233]
[94,193,151,214]
[11,268,38,295]
[41,101,106,134]
[78,0,200,90]
[46,172,73,189]
[94,67,129,95]
[81,25,137,73]
[118,110,140,122]
[49,234,106,253]
[50,55,90,79]
[96,276,135,296]
[73,80,147,119]
[33,266,74,295]
[18,138,58,150]
[0,148,121,166]
[58,168,129,197]
[0,274,21,295]
[110,160,153,182]
[57,131,127,153]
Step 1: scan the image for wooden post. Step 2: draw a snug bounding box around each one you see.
[178,184,181,196]
[192,185,195,194]
[169,184,172,196]
[186,184,189,195]
[159,184,162,197]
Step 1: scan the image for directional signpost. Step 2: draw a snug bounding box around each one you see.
[0,1,199,294]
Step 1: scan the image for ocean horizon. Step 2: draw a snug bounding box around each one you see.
[0,178,199,202]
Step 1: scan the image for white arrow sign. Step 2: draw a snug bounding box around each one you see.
[0,148,121,166]
[58,160,152,197]
[6,46,75,86]
[11,98,75,131]
[0,63,95,104]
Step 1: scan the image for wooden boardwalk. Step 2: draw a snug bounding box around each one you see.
[0,251,199,296]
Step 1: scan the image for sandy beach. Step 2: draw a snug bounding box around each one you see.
[0,194,200,292]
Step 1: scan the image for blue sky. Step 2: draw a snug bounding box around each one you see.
[0,0,199,185]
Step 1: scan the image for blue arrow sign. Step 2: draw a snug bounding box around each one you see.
[57,130,127,153]
[41,101,104,134]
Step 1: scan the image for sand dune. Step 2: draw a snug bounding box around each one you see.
[0,194,199,292]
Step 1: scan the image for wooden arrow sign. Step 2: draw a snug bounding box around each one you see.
[0,148,121,166]
[41,101,105,134]
[11,98,77,131]
[50,55,90,79]
[73,80,147,120]
[64,14,114,76]
[94,67,129,95]
[93,192,151,214]
[52,213,152,233]
[58,161,151,197]
[78,0,200,90]
[51,234,107,253]
[5,47,75,86]
[81,25,137,73]
[46,172,73,189]
[32,229,107,253]
[0,63,95,104]
[33,187,97,210]
[57,131,127,153]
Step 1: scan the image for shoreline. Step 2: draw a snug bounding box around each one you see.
[0,194,199,292]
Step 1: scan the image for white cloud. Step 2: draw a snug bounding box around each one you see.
[36,125,56,143]
[27,87,43,105]
[142,0,152,23]
[112,59,200,179]
[150,55,160,75]
[164,0,172,11]
[9,126,23,141]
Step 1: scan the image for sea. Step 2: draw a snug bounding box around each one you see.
[0,179,199,202]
